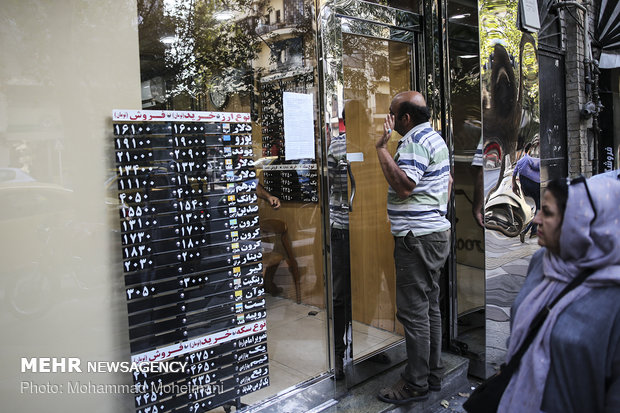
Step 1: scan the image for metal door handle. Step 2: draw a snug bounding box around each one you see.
[346,161,356,213]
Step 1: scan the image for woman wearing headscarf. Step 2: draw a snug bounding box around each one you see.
[498,175,620,412]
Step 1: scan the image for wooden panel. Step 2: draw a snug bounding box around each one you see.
[348,112,399,332]
[343,34,411,336]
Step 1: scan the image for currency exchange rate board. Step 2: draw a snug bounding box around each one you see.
[111,110,269,413]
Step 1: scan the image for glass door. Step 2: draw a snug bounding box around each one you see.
[319,0,422,387]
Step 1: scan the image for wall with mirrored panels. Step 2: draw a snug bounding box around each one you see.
[479,0,541,377]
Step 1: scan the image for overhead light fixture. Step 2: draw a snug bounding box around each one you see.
[449,13,470,20]
[459,55,478,59]
[214,10,235,21]
[160,35,177,45]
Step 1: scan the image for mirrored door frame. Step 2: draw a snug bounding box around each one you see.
[317,0,429,387]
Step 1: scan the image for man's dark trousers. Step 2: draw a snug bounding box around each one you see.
[394,229,450,390]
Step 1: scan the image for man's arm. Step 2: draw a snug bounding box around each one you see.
[375,114,416,199]
[256,183,281,209]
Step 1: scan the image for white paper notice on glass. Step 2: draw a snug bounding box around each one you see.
[283,92,315,160]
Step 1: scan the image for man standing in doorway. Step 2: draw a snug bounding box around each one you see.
[376,91,451,404]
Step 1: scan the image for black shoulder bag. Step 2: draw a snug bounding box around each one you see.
[463,268,593,413]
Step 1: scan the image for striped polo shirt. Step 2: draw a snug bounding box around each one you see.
[387,122,451,236]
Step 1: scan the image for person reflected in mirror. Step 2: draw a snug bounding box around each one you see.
[511,140,540,241]
[256,182,281,296]
[256,183,280,210]
[499,176,620,412]
[483,42,524,194]
[375,91,451,405]
[327,107,351,381]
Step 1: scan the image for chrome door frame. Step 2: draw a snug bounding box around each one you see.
[317,0,425,388]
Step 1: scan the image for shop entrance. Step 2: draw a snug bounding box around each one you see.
[319,0,423,387]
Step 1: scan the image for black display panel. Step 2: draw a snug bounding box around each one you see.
[112,110,269,412]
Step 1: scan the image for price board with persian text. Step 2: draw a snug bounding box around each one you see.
[111,110,269,413]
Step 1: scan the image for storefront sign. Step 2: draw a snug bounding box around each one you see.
[519,0,540,32]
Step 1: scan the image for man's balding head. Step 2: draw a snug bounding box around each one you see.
[389,91,431,135]
[393,91,426,108]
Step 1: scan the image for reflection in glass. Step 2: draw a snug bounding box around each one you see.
[341,0,422,14]
[339,32,411,382]
[328,103,351,380]
[447,0,485,377]
[479,0,541,376]
[482,32,539,238]
[138,0,272,110]
[511,139,540,242]
[136,0,330,405]
[319,0,429,387]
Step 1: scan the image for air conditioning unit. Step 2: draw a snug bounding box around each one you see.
[141,77,165,104]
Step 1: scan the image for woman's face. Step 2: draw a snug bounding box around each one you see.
[533,190,563,254]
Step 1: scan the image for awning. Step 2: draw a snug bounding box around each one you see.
[596,0,620,68]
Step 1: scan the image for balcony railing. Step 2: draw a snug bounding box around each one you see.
[256,19,305,35]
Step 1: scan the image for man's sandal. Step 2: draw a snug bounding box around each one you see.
[377,379,429,405]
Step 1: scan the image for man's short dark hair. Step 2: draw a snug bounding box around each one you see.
[397,101,431,124]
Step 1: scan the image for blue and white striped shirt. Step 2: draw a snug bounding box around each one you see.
[387,122,451,236]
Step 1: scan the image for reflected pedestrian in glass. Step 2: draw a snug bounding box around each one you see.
[511,140,540,240]
[328,106,351,380]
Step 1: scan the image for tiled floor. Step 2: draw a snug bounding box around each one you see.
[236,295,402,408]
[351,320,402,360]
